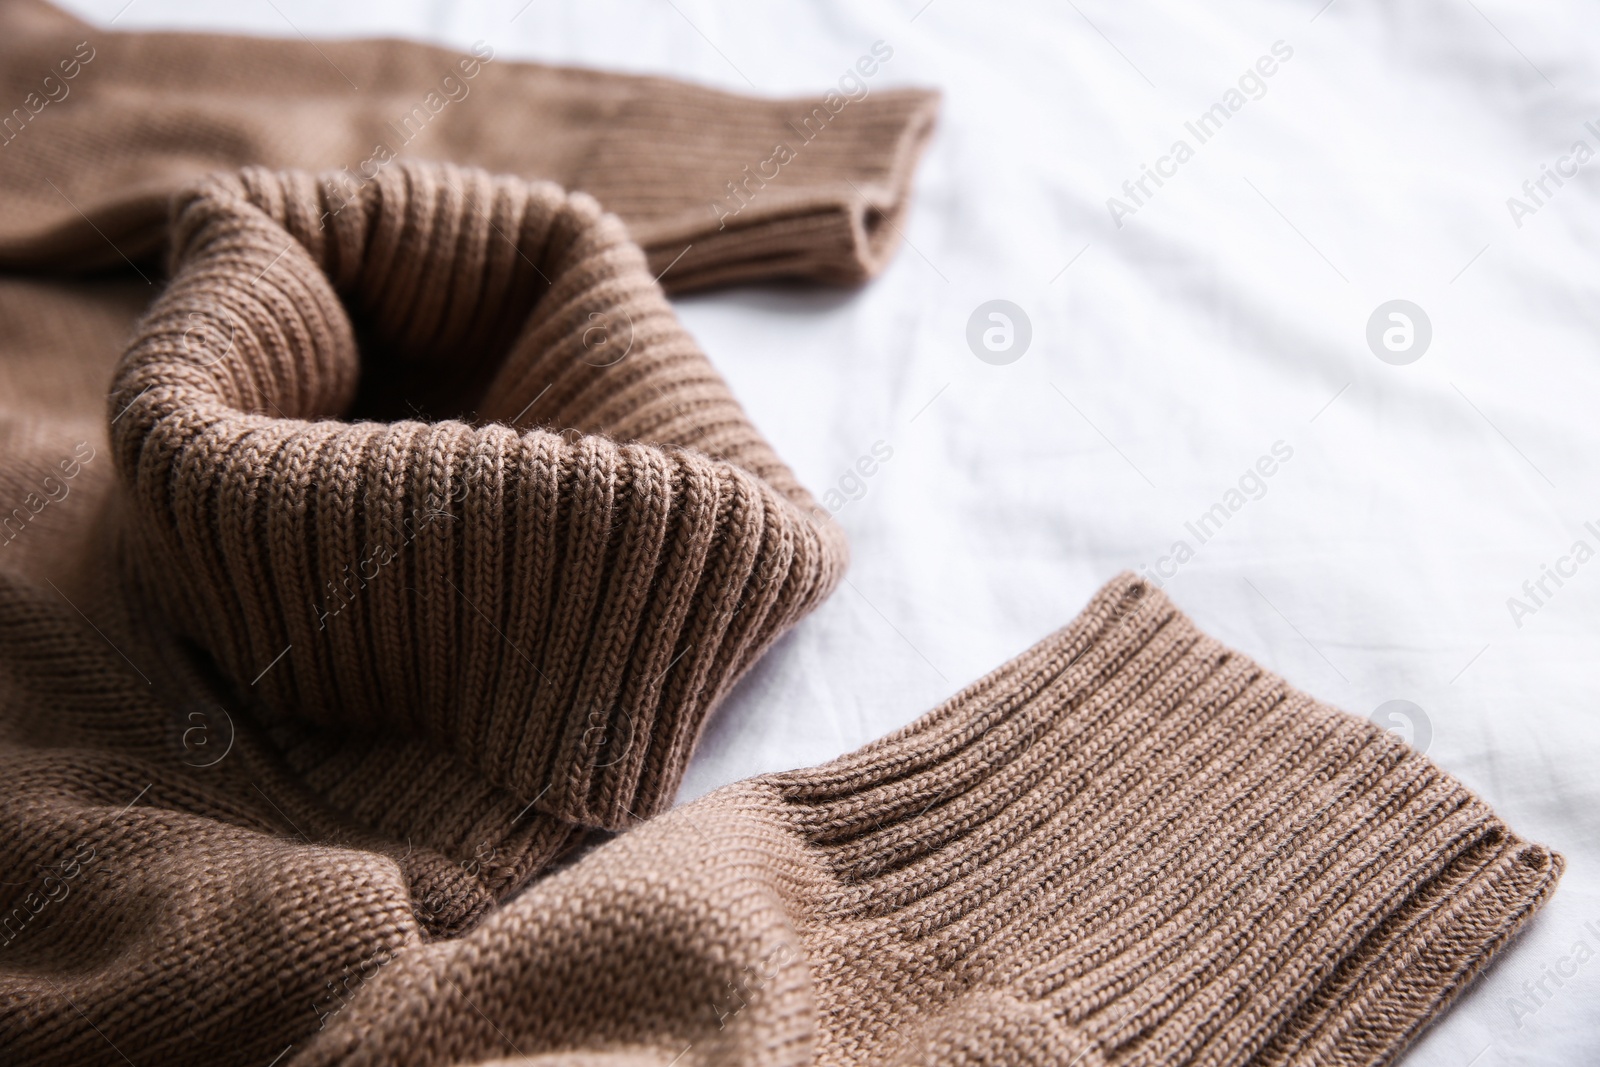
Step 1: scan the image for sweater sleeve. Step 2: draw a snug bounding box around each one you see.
[0,571,1560,1066]
[288,573,1562,1067]
[0,0,938,291]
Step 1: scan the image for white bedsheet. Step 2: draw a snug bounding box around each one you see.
[60,0,1600,1061]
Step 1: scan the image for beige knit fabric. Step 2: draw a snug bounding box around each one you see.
[289,575,1562,1067]
[1,567,1560,1066]
[0,4,1564,1065]
[0,0,938,951]
[0,0,940,291]
[110,161,845,843]
[0,0,940,1053]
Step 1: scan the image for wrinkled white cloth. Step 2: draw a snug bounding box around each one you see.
[58,0,1600,1062]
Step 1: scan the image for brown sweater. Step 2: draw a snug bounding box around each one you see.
[0,3,1560,1065]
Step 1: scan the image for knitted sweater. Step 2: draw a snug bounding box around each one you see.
[0,3,1561,1065]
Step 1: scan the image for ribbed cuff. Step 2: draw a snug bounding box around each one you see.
[273,573,1561,1067]
[571,83,941,291]
[775,572,1562,1066]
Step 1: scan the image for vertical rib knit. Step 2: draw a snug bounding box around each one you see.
[276,574,1560,1067]
[110,162,847,837]
[0,562,1560,1065]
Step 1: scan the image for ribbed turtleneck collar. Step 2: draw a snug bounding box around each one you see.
[108,162,847,838]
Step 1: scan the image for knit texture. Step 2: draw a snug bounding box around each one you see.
[0,1,941,1051]
[109,161,845,838]
[0,4,1561,1064]
[290,574,1562,1067]
[3,572,1555,1065]
[0,0,940,291]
